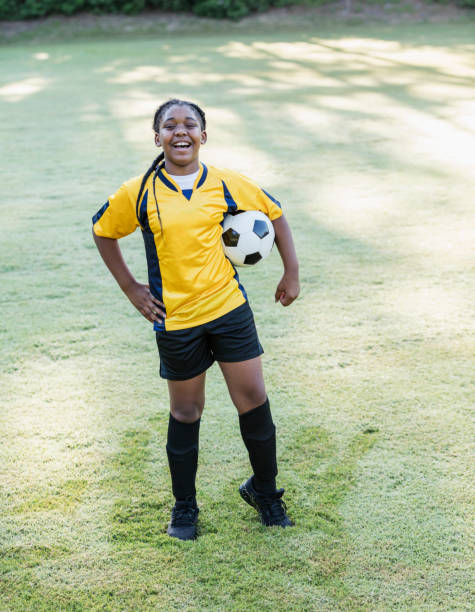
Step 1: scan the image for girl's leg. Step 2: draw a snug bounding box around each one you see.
[218,357,277,494]
[218,356,266,415]
[167,373,206,423]
[166,372,206,500]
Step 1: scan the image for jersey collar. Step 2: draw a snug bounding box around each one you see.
[157,163,208,194]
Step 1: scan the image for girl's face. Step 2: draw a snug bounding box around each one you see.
[155,104,207,175]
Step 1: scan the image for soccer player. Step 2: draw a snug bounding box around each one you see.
[92,99,300,540]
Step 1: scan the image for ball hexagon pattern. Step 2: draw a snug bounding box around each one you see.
[221,210,275,267]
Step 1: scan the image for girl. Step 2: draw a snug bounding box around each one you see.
[92,99,299,541]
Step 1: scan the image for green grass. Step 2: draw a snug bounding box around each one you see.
[1,15,474,611]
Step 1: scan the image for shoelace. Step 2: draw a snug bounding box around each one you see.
[266,497,287,521]
[172,505,198,526]
[259,491,287,521]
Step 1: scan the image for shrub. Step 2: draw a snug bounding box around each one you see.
[193,0,251,19]
[0,0,292,19]
[2,0,470,21]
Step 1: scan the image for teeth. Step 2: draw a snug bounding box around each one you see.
[174,142,190,148]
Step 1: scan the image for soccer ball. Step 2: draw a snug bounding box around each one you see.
[222,210,275,267]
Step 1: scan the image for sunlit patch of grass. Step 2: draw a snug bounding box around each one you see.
[12,480,88,514]
[0,545,70,573]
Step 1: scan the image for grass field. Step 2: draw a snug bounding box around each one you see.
[1,14,474,611]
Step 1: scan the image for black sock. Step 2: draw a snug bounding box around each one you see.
[239,398,277,495]
[166,414,200,502]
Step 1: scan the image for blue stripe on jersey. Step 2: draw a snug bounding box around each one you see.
[262,189,282,209]
[222,180,237,213]
[182,189,193,201]
[158,168,178,192]
[141,229,166,332]
[92,201,109,224]
[197,163,208,189]
[231,262,248,300]
[138,190,149,229]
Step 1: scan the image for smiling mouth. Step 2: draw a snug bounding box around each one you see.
[173,141,191,149]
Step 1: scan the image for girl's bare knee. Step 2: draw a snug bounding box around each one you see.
[232,386,267,413]
[170,402,203,423]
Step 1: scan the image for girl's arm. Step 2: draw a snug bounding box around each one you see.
[92,230,165,324]
[272,215,300,307]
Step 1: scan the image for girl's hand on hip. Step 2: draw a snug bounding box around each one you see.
[124,281,165,324]
[275,272,300,307]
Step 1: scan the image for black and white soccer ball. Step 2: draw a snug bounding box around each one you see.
[222,210,275,267]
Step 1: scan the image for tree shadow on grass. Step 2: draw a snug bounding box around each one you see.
[97,394,379,608]
[282,426,379,582]
[105,425,172,547]
[165,425,381,610]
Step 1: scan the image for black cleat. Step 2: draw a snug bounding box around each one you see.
[239,477,293,527]
[167,497,199,541]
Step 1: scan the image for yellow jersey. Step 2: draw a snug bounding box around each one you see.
[92,163,283,331]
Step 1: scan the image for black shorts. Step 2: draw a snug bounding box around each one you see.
[155,301,264,381]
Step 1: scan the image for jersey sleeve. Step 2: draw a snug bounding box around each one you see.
[223,171,283,221]
[92,179,140,239]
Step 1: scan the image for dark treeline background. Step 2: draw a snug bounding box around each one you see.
[3,0,291,20]
[0,0,473,22]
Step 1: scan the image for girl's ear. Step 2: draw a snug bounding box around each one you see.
[154,133,161,147]
[201,131,207,145]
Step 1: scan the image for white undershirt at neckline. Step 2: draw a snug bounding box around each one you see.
[168,169,200,191]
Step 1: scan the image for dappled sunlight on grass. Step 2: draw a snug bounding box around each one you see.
[216,40,269,60]
[0,77,50,102]
[109,65,224,86]
[382,283,472,327]
[106,89,160,147]
[204,106,240,126]
[383,103,475,173]
[1,21,474,610]
[33,52,50,61]
[310,36,475,75]
[95,32,475,191]
[0,356,109,490]
[307,170,472,245]
[108,89,158,119]
[309,172,399,229]
[108,64,168,84]
[394,211,474,264]
[206,140,277,180]
[95,58,128,73]
[445,99,475,132]
[269,59,342,87]
[206,107,280,179]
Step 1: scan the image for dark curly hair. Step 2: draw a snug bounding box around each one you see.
[153,98,206,133]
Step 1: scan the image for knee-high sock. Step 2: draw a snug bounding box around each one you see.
[166,414,200,500]
[239,398,277,495]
